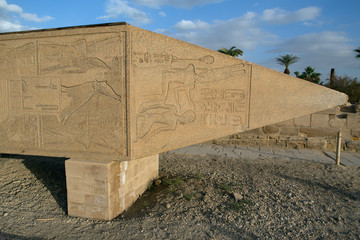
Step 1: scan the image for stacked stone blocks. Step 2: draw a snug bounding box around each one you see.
[66,155,159,220]
[216,106,360,151]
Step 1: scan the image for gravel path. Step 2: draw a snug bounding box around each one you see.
[1,150,360,239]
[169,144,360,167]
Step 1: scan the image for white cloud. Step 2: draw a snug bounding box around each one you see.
[167,6,322,53]
[0,0,22,14]
[0,0,53,32]
[273,31,353,58]
[154,28,174,36]
[0,19,26,32]
[261,7,321,25]
[158,11,166,17]
[0,0,53,22]
[172,12,279,51]
[20,13,53,23]
[133,0,224,9]
[174,19,210,31]
[303,21,324,27]
[98,0,151,25]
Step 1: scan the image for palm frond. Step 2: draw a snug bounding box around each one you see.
[355,47,360,58]
[217,46,243,57]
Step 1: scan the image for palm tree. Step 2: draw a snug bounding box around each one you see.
[294,66,321,84]
[355,47,360,58]
[276,54,299,74]
[218,46,243,57]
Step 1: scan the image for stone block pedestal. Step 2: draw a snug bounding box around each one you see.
[65,155,159,220]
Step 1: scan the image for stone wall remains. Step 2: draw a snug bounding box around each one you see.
[214,104,360,152]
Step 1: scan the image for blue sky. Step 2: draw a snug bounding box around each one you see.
[1,0,359,81]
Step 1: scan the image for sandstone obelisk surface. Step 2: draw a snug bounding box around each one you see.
[0,22,348,219]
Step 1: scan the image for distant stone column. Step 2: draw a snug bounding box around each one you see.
[65,155,159,220]
[330,68,335,87]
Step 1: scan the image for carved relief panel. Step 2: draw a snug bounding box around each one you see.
[0,30,127,157]
[131,29,251,157]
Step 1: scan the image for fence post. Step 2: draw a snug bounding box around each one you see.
[336,131,341,165]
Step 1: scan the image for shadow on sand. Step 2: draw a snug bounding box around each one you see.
[277,172,360,201]
[1,154,68,214]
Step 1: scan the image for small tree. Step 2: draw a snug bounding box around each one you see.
[218,46,243,57]
[294,66,321,84]
[276,54,299,74]
[325,74,360,103]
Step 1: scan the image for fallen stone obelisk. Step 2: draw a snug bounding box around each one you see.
[0,22,348,220]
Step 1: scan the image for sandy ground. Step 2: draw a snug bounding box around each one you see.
[0,151,360,239]
[170,144,360,167]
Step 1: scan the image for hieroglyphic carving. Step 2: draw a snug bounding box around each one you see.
[22,77,60,112]
[200,88,247,127]
[136,62,248,141]
[143,63,246,100]
[8,80,22,111]
[133,51,214,66]
[0,44,6,65]
[136,64,197,142]
[0,32,126,155]
[136,104,196,143]
[41,89,122,151]
[59,80,121,124]
[135,64,202,142]
[7,43,37,75]
[0,80,8,123]
[39,42,111,75]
